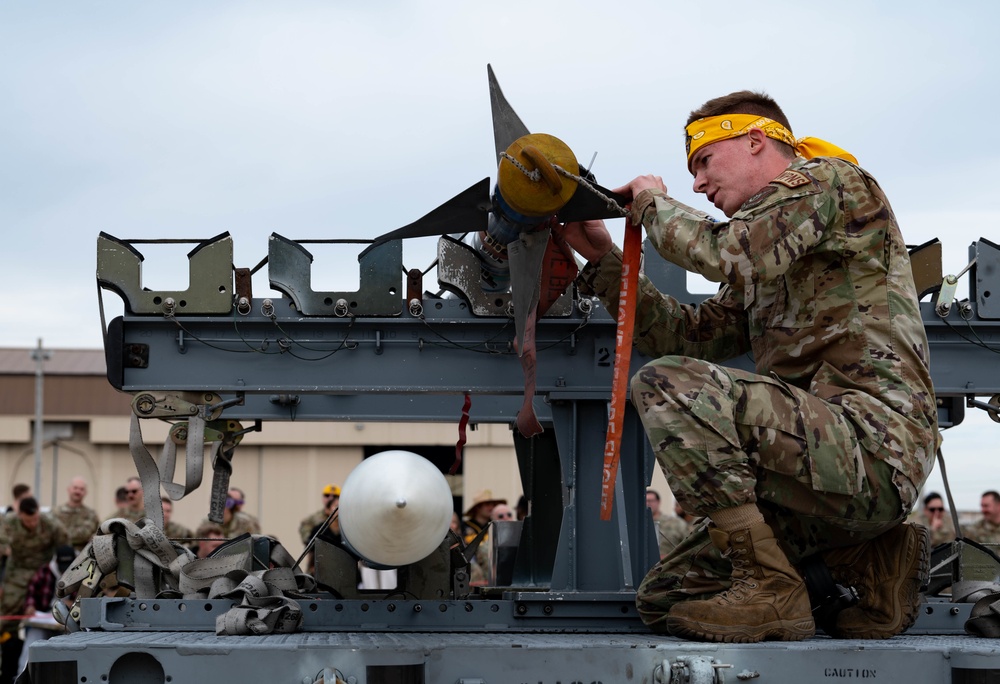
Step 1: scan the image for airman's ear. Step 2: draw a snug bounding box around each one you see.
[747,128,768,155]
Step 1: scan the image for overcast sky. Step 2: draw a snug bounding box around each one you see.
[2,1,998,509]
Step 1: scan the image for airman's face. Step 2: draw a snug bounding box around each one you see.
[491,504,514,521]
[126,482,143,508]
[18,511,39,531]
[68,480,87,504]
[924,499,944,520]
[982,496,1000,522]
[690,136,759,218]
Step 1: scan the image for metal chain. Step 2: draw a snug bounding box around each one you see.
[498,151,628,218]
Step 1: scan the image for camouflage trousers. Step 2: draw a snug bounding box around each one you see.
[630,356,905,632]
[1,567,34,634]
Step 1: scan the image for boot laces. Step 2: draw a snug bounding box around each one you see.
[717,546,757,602]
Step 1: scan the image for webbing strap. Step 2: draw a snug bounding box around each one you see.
[967,592,1000,637]
[159,412,212,502]
[515,308,543,437]
[60,525,314,635]
[208,445,234,523]
[600,218,641,520]
[451,393,471,475]
[59,517,192,599]
[129,414,165,529]
[513,225,580,439]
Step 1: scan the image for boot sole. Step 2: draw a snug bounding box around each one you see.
[830,523,931,639]
[665,615,815,643]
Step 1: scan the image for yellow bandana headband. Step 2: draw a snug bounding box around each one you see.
[685,114,858,170]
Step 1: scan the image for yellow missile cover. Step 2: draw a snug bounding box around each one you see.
[498,133,578,217]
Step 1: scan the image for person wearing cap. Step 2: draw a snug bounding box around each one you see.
[300,484,341,547]
[462,489,506,546]
[17,544,78,673]
[462,490,506,583]
[558,90,937,643]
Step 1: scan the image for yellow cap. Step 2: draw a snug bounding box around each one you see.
[497,133,579,217]
[322,484,341,497]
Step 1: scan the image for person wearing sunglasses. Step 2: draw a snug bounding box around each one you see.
[909,492,954,547]
[490,504,515,522]
[115,477,145,523]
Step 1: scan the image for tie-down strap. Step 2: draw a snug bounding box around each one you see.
[58,519,315,636]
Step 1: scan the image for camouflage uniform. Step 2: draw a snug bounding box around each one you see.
[964,518,1000,544]
[211,511,261,539]
[53,503,100,552]
[907,508,955,547]
[114,506,146,523]
[300,509,330,545]
[164,521,194,544]
[0,513,68,633]
[657,515,695,558]
[579,157,938,629]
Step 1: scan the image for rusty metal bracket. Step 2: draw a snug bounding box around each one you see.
[437,235,572,317]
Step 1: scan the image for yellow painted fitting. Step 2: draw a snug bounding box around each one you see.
[498,133,578,217]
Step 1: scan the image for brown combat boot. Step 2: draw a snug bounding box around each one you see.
[666,523,816,643]
[821,522,930,639]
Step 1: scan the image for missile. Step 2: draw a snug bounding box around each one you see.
[362,66,628,437]
[338,450,454,567]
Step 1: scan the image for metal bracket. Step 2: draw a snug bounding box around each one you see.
[131,391,224,420]
[976,237,1000,319]
[97,232,234,315]
[935,275,960,317]
[267,233,403,316]
[437,235,572,317]
[908,238,943,300]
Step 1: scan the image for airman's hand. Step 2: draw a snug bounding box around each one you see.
[611,175,667,203]
[555,219,614,264]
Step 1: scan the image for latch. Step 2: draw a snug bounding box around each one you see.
[655,655,733,684]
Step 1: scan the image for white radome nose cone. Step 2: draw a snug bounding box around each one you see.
[339,450,453,567]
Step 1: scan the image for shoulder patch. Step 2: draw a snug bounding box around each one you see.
[740,185,778,212]
[772,169,811,188]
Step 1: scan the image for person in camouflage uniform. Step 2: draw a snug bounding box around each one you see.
[965,491,1000,544]
[299,484,341,546]
[227,487,261,533]
[161,497,194,545]
[658,500,696,559]
[200,493,262,539]
[0,497,68,684]
[114,476,146,523]
[559,90,938,643]
[53,476,100,552]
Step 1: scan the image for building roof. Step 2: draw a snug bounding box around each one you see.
[0,348,106,376]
